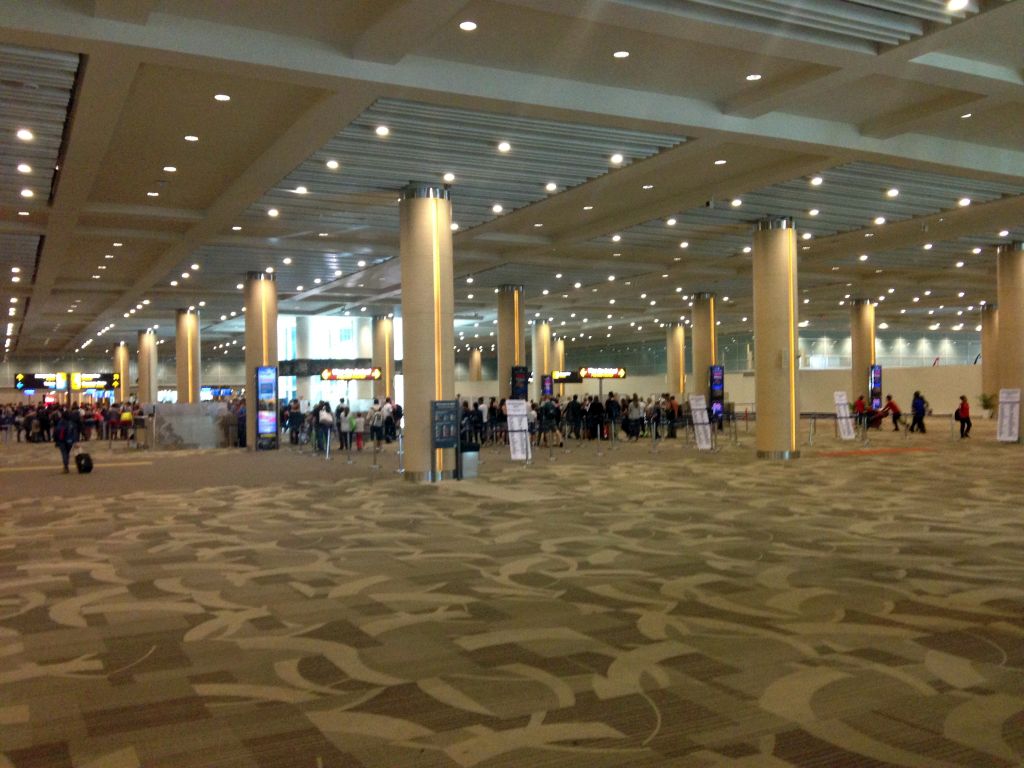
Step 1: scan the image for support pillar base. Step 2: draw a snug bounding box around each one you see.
[403,470,457,483]
[756,450,800,460]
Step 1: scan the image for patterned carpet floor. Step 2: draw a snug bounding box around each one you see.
[1,422,1022,767]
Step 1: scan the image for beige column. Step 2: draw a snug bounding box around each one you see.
[373,314,395,400]
[244,272,278,450]
[850,299,876,400]
[981,304,999,399]
[753,216,800,460]
[113,342,129,403]
[399,183,455,482]
[666,323,686,396]
[690,292,717,400]
[294,315,312,407]
[356,318,374,402]
[496,285,525,399]
[468,348,482,381]
[997,242,1024,439]
[175,309,201,404]
[531,320,552,401]
[137,330,158,405]
[554,338,566,396]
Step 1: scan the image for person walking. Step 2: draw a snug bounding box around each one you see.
[881,394,902,431]
[909,391,928,433]
[53,408,81,474]
[956,395,972,438]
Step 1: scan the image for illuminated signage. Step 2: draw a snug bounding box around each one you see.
[70,372,116,391]
[14,372,68,391]
[320,367,381,381]
[551,370,582,383]
[579,367,626,379]
[255,366,278,448]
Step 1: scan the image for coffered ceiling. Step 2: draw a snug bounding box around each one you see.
[0,0,1022,363]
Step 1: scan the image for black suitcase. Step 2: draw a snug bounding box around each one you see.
[75,452,93,474]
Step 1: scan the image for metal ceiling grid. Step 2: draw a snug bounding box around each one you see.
[251,98,685,236]
[634,0,977,49]
[0,44,78,209]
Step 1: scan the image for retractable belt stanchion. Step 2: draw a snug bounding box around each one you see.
[395,427,405,474]
[323,428,331,461]
[650,415,659,453]
[372,439,381,471]
[346,432,354,464]
[807,415,816,446]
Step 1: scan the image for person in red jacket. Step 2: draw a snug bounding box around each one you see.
[881,394,902,431]
[957,394,972,438]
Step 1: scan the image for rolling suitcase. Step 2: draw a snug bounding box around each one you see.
[75,452,93,474]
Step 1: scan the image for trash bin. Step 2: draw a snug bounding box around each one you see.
[460,442,480,479]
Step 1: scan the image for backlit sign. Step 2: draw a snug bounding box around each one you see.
[551,370,582,383]
[70,372,116,391]
[579,367,626,379]
[14,372,68,391]
[320,367,381,381]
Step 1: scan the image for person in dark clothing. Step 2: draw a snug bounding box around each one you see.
[956,395,972,438]
[909,391,928,433]
[53,409,81,473]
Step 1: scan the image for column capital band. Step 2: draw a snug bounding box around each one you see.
[402,183,451,201]
[246,271,276,282]
[756,216,794,231]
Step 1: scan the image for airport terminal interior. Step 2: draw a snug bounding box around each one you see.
[2,1,1024,766]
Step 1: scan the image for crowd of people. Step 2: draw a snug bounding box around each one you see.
[281,397,403,453]
[850,391,972,437]
[0,400,143,444]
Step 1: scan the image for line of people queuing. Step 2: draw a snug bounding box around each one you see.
[0,401,142,444]
[457,392,701,447]
[281,397,403,453]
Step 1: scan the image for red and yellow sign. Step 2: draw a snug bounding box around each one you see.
[320,367,382,381]
[579,366,626,379]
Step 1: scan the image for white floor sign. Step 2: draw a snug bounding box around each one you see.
[834,392,856,441]
[506,399,533,461]
[689,394,713,451]
[997,388,1020,443]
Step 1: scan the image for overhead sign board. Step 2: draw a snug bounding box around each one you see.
[579,366,626,379]
[70,372,116,391]
[551,370,582,383]
[14,372,68,391]
[320,367,381,381]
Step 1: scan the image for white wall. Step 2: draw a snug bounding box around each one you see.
[454,364,982,415]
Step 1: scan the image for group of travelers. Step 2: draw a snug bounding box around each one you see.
[282,397,403,453]
[851,391,972,437]
[0,400,141,444]
[456,392,704,448]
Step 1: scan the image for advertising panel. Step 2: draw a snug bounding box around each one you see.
[255,366,278,449]
[510,366,530,399]
[997,388,1020,443]
[869,364,883,410]
[431,400,460,449]
[834,391,856,440]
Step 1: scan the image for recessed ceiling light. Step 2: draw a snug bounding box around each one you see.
[268,208,279,217]
[282,257,292,265]
[497,141,511,153]
[665,218,677,226]
[810,176,823,186]
[947,0,969,11]
[314,278,321,284]
[443,172,455,183]
[16,128,34,141]
[232,225,242,231]
[181,272,190,278]
[325,159,339,170]
[294,186,308,194]
[742,246,752,253]
[731,198,742,207]
[357,260,366,267]
[874,216,886,225]
[610,153,624,165]
[16,163,31,173]
[334,270,342,277]
[714,159,727,166]
[859,254,869,261]
[450,222,460,231]
[19,189,33,198]
[611,234,621,242]
[375,125,390,137]
[613,50,629,59]
[960,112,972,119]
[492,204,503,214]
[679,241,689,248]
[184,135,199,142]
[746,73,762,81]
[801,232,812,240]
[999,230,1010,237]
[265,266,274,274]
[886,188,899,198]
[545,182,557,192]
[459,20,477,31]
[583,205,594,211]
[534,223,543,227]
[958,197,971,207]
[146,191,159,197]
[608,275,615,281]
[170,280,178,286]
[214,93,230,102]
[642,184,654,190]
[808,209,820,217]
[955,261,965,268]
[17,211,29,216]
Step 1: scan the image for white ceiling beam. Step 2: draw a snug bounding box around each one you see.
[350,0,473,64]
[91,0,156,25]
[22,48,141,339]
[859,93,992,139]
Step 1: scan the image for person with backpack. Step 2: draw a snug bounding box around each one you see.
[368,399,385,450]
[955,395,972,438]
[909,391,928,433]
[53,408,81,474]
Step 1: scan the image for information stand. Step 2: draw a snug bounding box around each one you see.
[505,399,532,463]
[997,388,1020,443]
[255,366,278,450]
[689,394,714,451]
[834,392,856,441]
[431,400,460,478]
